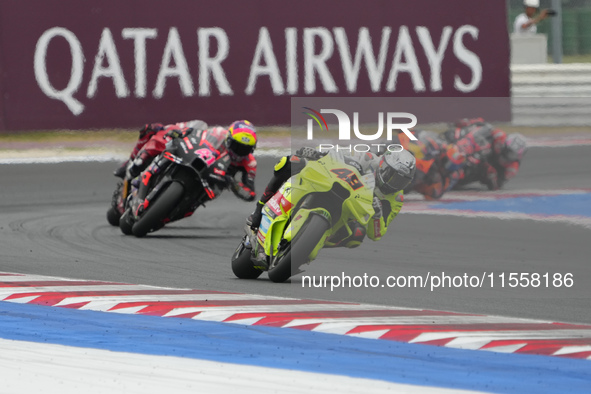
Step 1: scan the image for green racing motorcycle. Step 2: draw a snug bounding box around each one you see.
[231,151,376,283]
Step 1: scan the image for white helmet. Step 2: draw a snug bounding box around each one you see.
[503,133,528,162]
[375,150,416,195]
[524,0,540,8]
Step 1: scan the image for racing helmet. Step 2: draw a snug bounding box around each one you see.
[226,120,257,160]
[375,150,416,195]
[503,133,527,162]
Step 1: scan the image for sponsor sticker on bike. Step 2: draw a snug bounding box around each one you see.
[257,215,272,244]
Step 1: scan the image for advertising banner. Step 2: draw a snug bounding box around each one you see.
[0,0,509,130]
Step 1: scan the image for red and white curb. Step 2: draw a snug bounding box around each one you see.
[2,272,591,360]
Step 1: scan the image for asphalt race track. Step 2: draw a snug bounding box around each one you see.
[1,146,590,324]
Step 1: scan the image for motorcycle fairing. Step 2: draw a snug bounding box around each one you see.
[258,151,375,264]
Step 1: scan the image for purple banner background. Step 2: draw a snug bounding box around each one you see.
[0,0,509,131]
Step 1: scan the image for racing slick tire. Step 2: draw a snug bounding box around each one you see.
[131,181,184,238]
[106,206,121,226]
[119,209,134,235]
[231,236,264,279]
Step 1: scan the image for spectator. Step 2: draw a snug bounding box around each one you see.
[514,0,549,35]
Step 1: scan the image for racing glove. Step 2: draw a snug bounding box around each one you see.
[165,128,184,140]
[295,147,325,160]
[248,201,265,229]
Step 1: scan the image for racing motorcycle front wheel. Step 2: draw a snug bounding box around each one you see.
[106,206,121,226]
[131,181,184,238]
[267,214,330,283]
[119,209,134,235]
[231,235,264,279]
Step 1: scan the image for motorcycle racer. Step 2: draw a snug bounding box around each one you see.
[397,129,449,200]
[108,120,209,225]
[443,118,528,191]
[114,120,208,180]
[131,120,258,221]
[247,147,415,248]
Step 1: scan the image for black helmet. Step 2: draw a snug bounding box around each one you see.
[375,150,416,195]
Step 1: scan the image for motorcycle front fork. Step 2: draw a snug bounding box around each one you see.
[246,227,269,269]
[136,155,171,202]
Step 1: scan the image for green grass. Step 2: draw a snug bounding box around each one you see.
[560,54,591,63]
[546,54,591,63]
[0,129,138,144]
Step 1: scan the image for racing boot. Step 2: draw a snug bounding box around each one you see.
[113,161,128,179]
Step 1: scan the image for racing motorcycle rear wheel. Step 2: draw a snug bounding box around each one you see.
[107,181,124,226]
[231,236,264,279]
[131,181,184,238]
[267,214,329,283]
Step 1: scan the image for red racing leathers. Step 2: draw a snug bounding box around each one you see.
[397,129,449,200]
[447,118,521,191]
[402,119,522,200]
[118,120,208,179]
